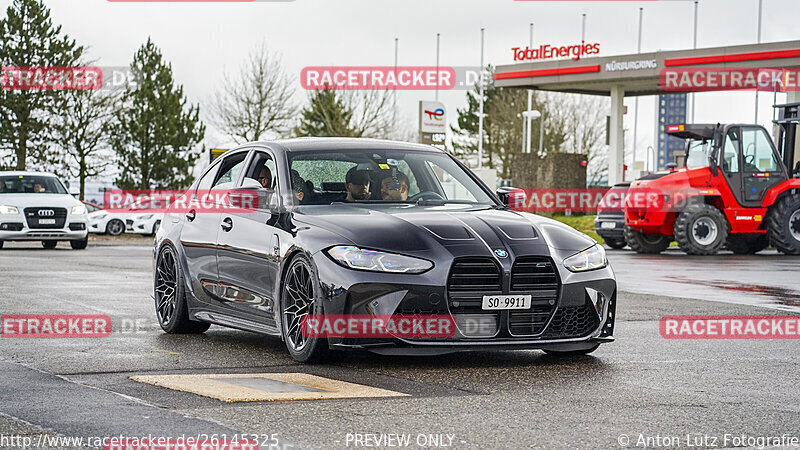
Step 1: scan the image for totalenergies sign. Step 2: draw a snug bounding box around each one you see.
[512,41,600,62]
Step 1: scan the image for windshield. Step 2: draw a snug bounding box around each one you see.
[0,175,68,194]
[685,140,713,169]
[288,150,496,207]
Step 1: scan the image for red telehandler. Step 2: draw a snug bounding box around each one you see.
[624,103,800,255]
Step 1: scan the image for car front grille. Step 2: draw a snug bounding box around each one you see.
[541,299,601,339]
[508,257,559,336]
[447,258,501,337]
[23,207,67,229]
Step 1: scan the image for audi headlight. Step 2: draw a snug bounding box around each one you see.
[327,246,433,274]
[71,205,87,215]
[0,205,19,214]
[563,244,607,272]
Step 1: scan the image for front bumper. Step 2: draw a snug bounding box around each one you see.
[0,215,88,241]
[312,252,616,353]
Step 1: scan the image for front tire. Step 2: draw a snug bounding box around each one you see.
[70,236,88,250]
[42,241,57,249]
[155,244,210,334]
[281,254,330,363]
[106,219,125,236]
[767,193,800,255]
[674,203,728,255]
[623,226,670,254]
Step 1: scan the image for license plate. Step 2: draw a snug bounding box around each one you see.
[38,219,56,225]
[482,295,531,310]
[601,221,616,229]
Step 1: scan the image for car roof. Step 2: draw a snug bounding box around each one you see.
[251,137,445,154]
[0,171,59,177]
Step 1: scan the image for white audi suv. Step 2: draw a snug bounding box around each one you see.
[0,172,89,249]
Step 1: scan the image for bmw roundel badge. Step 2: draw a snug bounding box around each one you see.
[494,249,508,258]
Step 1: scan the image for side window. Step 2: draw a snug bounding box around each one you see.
[395,160,420,197]
[424,161,477,201]
[741,128,780,173]
[242,151,277,190]
[195,164,219,191]
[723,129,740,174]
[212,152,248,190]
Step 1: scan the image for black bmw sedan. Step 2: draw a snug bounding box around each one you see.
[153,138,616,362]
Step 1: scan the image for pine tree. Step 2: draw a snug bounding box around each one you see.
[111,38,205,189]
[0,0,84,170]
[294,89,360,137]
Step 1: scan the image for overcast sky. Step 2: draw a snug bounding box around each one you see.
[7,0,800,173]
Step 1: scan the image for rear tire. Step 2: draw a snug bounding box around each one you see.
[767,193,800,255]
[623,226,670,254]
[70,236,88,250]
[0,240,4,249]
[726,233,769,254]
[155,244,211,334]
[106,219,125,236]
[42,241,57,249]
[674,203,728,255]
[605,238,626,250]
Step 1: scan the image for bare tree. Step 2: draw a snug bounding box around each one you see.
[209,44,296,143]
[544,93,609,185]
[50,88,118,200]
[342,89,397,139]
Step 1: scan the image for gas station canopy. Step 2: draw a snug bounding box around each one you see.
[494,40,800,185]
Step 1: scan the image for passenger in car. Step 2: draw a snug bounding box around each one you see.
[290,170,308,204]
[380,171,410,201]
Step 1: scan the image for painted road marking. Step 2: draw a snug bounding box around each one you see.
[130,373,409,402]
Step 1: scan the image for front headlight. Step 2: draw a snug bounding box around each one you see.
[71,205,87,215]
[138,214,154,220]
[563,244,607,272]
[327,246,433,274]
[0,205,19,214]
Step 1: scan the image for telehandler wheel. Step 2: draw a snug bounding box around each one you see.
[623,226,670,254]
[674,204,728,255]
[768,193,800,255]
[726,233,769,255]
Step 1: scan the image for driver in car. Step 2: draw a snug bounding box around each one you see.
[380,171,409,201]
[257,166,272,189]
[344,167,371,202]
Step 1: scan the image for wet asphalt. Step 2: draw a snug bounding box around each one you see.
[0,241,798,449]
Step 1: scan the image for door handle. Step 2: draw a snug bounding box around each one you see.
[221,217,233,232]
[185,209,196,222]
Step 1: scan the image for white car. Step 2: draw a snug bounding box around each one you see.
[88,207,134,236]
[127,213,162,235]
[0,171,89,249]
